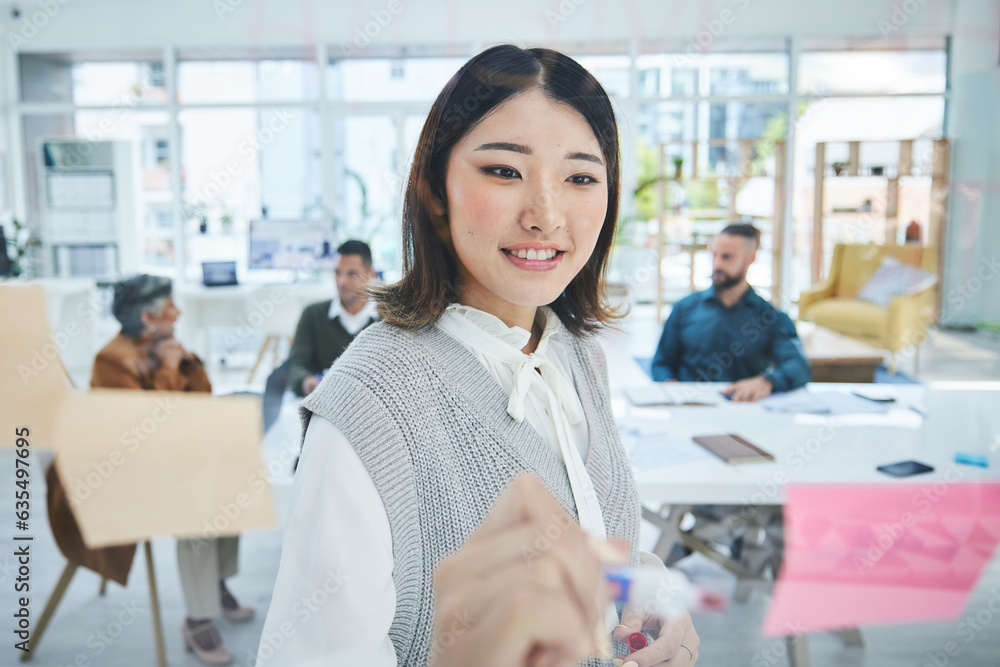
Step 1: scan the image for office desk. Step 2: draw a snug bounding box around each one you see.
[621,382,1000,507]
[27,278,97,375]
[619,381,1000,667]
[175,282,334,361]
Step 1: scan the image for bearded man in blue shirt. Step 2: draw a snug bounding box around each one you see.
[652,223,810,401]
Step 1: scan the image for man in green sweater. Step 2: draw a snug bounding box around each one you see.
[288,240,378,397]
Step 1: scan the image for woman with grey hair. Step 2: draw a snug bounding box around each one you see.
[87,273,253,665]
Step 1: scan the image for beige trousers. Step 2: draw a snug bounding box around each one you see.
[176,536,239,619]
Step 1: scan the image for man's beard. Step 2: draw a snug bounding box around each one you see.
[712,270,744,291]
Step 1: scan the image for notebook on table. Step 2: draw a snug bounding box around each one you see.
[693,434,774,464]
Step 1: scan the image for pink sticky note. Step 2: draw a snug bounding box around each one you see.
[763,483,1000,636]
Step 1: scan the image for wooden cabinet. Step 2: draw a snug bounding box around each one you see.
[811,138,950,286]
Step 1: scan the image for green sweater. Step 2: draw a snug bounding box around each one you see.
[288,300,375,397]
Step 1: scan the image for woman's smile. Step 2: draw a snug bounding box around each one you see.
[445,87,608,324]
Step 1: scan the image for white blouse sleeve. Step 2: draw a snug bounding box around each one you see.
[257,415,397,667]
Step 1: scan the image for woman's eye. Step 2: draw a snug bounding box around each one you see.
[569,174,599,185]
[485,166,520,179]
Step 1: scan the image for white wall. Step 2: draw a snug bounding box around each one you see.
[0,0,956,53]
[2,0,997,323]
[941,0,1000,326]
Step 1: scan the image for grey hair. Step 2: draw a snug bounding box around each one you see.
[112,274,173,337]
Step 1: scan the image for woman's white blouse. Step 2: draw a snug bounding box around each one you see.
[257,305,611,666]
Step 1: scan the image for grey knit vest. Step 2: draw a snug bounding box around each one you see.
[301,321,641,666]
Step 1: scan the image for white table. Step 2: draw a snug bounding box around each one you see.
[27,278,98,376]
[620,382,1000,506]
[617,381,1000,667]
[174,282,335,361]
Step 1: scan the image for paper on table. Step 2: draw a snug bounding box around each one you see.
[625,383,722,407]
[763,483,1000,636]
[0,285,71,445]
[620,420,713,469]
[760,389,889,415]
[53,389,276,548]
[793,409,923,430]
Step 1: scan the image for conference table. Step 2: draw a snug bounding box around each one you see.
[262,378,998,666]
[616,380,1000,667]
[619,382,999,506]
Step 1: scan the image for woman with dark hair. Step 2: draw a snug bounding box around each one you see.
[89,275,253,665]
[259,46,698,666]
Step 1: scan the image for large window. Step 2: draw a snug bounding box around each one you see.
[14,40,949,298]
[18,54,168,278]
[629,41,791,307]
[791,38,949,294]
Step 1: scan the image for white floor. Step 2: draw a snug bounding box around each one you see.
[6,304,1000,666]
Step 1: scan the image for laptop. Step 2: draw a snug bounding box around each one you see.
[202,261,238,287]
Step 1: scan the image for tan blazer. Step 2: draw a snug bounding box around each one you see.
[47,333,211,585]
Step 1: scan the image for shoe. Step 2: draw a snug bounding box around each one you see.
[219,580,255,623]
[182,619,234,665]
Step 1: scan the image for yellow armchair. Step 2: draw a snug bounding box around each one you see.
[799,244,937,372]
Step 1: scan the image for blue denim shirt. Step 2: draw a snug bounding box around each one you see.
[650,287,811,392]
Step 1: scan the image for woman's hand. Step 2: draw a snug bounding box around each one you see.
[150,337,188,370]
[610,553,700,666]
[429,473,622,667]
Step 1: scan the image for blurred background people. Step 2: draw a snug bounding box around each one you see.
[287,240,377,397]
[651,224,810,402]
[92,274,252,666]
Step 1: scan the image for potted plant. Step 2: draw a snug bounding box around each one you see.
[184,202,208,234]
[672,156,684,181]
[220,210,234,234]
[2,218,41,278]
[832,161,847,176]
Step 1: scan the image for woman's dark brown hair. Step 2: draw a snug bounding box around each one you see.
[375,44,622,335]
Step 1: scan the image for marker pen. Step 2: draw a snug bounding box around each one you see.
[603,564,725,620]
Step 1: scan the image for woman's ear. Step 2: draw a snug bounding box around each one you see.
[430,195,446,218]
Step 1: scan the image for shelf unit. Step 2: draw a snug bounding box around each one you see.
[653,137,787,322]
[38,139,135,279]
[811,138,950,289]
